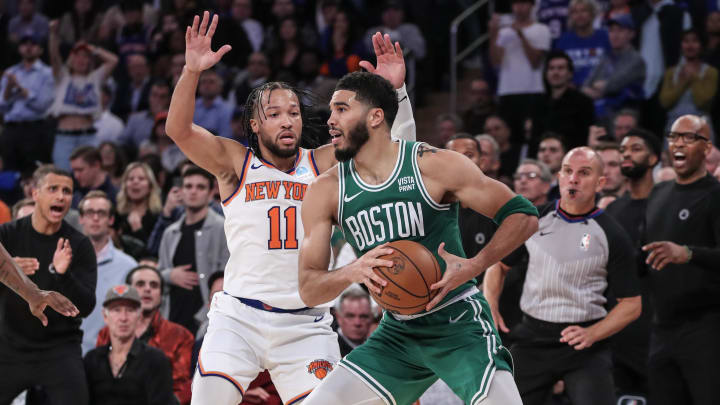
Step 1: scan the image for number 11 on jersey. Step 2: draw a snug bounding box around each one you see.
[267,206,298,249]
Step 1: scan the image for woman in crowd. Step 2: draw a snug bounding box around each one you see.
[48,19,118,171]
[267,17,302,83]
[98,141,128,188]
[115,162,162,246]
[660,29,718,133]
[320,9,363,78]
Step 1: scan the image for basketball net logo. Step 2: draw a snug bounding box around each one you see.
[307,359,333,379]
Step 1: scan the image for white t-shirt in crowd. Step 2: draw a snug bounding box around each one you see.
[49,66,104,119]
[496,22,552,96]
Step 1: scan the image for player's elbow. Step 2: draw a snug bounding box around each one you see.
[298,270,318,307]
[521,214,539,238]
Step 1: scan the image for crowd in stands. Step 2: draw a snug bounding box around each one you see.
[0,0,719,404]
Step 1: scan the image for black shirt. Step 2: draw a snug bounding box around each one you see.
[642,175,720,325]
[169,218,205,335]
[84,339,177,405]
[0,216,96,358]
[605,195,652,375]
[533,88,595,151]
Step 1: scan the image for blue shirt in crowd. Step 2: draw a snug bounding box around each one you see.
[554,29,612,87]
[0,60,54,122]
[194,97,233,139]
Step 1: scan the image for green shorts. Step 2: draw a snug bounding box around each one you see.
[340,289,513,405]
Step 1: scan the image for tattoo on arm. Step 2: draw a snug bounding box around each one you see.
[417,145,438,158]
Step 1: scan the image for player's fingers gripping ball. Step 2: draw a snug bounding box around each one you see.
[370,240,442,315]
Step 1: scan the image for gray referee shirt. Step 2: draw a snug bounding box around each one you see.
[502,201,640,323]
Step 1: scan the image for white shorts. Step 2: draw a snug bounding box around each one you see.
[195,293,341,404]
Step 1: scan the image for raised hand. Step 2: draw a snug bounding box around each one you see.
[28,290,79,326]
[184,11,232,73]
[359,32,406,89]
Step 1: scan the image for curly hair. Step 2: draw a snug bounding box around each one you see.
[116,162,163,215]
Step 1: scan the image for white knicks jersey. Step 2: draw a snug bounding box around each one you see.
[221,148,320,309]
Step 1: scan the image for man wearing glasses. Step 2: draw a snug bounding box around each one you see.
[641,115,720,405]
[78,190,137,354]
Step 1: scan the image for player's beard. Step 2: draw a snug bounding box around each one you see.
[621,157,651,179]
[259,132,298,159]
[334,121,370,162]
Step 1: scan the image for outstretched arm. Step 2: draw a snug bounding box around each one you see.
[0,242,79,326]
[166,12,244,184]
[298,175,392,307]
[420,150,539,309]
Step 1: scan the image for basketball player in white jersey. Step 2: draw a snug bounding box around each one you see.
[166,12,416,405]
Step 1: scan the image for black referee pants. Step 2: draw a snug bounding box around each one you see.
[510,315,616,405]
[0,346,88,405]
[648,312,720,405]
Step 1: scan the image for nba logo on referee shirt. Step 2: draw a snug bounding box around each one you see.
[580,233,591,251]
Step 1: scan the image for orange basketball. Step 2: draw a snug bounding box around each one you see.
[370,240,442,315]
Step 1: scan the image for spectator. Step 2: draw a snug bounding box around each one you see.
[266,17,303,83]
[94,84,125,144]
[513,159,552,206]
[48,20,119,171]
[582,14,645,119]
[486,147,641,405]
[435,113,463,146]
[605,128,660,399]
[0,198,9,224]
[264,0,317,50]
[632,0,691,100]
[195,271,225,340]
[140,112,187,174]
[641,115,720,405]
[0,165,96,404]
[554,0,611,87]
[445,134,497,261]
[194,69,233,139]
[78,191,137,354]
[169,52,185,87]
[706,11,720,68]
[335,286,372,357]
[297,48,338,104]
[11,198,34,220]
[158,167,229,335]
[588,108,640,145]
[56,0,102,49]
[490,0,551,145]
[111,53,151,121]
[112,1,152,59]
[229,51,270,108]
[605,0,631,21]
[536,132,567,201]
[84,285,177,405]
[120,79,172,153]
[214,0,254,69]
[97,265,194,405]
[659,29,718,134]
[475,134,502,180]
[462,78,497,136]
[707,146,720,175]
[484,114,520,182]
[595,142,627,200]
[70,146,118,209]
[320,9,363,79]
[363,1,426,63]
[231,0,264,52]
[116,162,162,246]
[533,51,595,151]
[0,34,54,173]
[536,0,572,40]
[98,141,128,188]
[7,0,48,44]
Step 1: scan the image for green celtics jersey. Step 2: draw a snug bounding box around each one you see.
[337,140,476,308]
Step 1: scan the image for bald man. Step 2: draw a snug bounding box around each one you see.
[485,148,641,405]
[640,115,720,405]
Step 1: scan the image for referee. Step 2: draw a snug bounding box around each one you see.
[641,115,720,405]
[485,147,641,405]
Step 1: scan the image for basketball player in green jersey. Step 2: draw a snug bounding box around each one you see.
[298,71,539,405]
